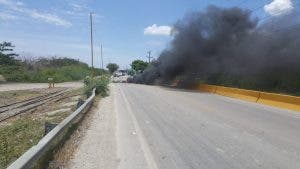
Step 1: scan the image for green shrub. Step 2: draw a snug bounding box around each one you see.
[0,65,30,82]
[84,76,110,97]
[0,56,109,83]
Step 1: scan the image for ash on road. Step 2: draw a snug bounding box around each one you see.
[70,83,300,169]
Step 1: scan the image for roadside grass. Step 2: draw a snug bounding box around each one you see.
[66,87,86,100]
[0,56,109,83]
[46,110,73,124]
[0,87,86,169]
[1,65,108,83]
[47,78,109,168]
[84,75,110,97]
[0,117,44,169]
[29,65,91,83]
[0,90,42,107]
[47,96,101,169]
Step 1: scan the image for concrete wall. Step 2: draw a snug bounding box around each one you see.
[198,84,300,112]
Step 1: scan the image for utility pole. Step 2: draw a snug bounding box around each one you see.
[100,44,104,69]
[90,12,94,77]
[147,51,153,63]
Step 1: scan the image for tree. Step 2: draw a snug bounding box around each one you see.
[106,63,119,73]
[0,42,19,65]
[128,69,135,76]
[0,42,28,82]
[131,60,148,73]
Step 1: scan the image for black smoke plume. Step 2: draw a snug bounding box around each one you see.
[134,6,300,94]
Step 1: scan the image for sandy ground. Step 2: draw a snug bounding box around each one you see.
[0,82,83,92]
[67,86,119,169]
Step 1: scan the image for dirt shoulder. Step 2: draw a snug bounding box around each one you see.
[0,82,83,92]
[50,90,118,169]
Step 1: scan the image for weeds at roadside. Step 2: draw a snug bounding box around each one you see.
[0,87,86,168]
[84,75,110,97]
[0,117,44,168]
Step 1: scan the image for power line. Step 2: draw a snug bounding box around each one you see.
[251,0,299,15]
[259,2,300,23]
[234,0,248,7]
[259,22,300,39]
[232,0,300,24]
[229,0,299,26]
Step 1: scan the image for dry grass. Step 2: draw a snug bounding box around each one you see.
[0,87,86,169]
[0,117,44,169]
[48,97,100,169]
[0,90,41,107]
[0,88,68,107]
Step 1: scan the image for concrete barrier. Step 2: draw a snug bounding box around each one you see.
[197,84,218,93]
[198,84,300,112]
[257,92,300,112]
[215,86,260,103]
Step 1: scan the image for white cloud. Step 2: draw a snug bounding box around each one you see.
[0,12,17,20]
[29,10,72,27]
[264,0,293,16]
[144,24,172,36]
[70,3,85,12]
[0,0,72,27]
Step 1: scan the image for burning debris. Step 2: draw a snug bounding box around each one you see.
[134,5,300,94]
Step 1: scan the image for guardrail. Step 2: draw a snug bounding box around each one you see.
[7,89,96,169]
[198,84,300,112]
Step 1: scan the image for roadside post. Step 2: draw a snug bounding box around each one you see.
[48,78,54,88]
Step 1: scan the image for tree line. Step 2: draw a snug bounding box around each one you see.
[0,42,108,82]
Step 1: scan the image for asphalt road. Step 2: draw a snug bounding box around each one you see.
[113,83,300,169]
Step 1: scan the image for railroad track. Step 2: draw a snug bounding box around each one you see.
[0,89,68,122]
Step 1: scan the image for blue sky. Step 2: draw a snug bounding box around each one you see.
[0,0,297,68]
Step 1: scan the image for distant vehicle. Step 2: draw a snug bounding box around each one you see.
[114,72,123,77]
[112,70,131,83]
[113,70,128,77]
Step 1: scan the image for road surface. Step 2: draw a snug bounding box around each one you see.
[70,83,300,169]
[0,82,83,91]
